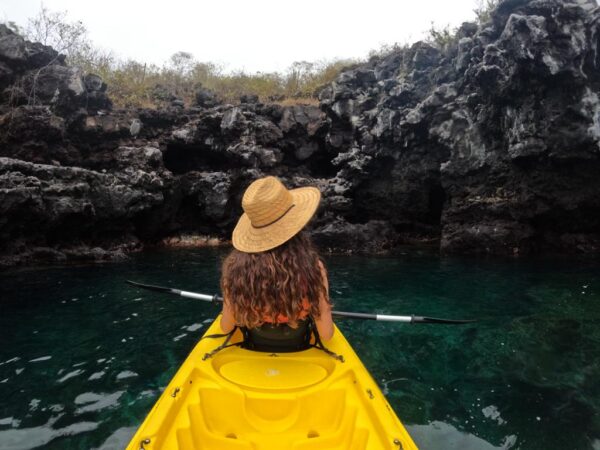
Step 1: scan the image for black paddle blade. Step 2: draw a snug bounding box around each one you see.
[126,280,177,294]
[414,316,477,324]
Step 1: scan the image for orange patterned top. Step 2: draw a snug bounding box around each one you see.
[262,298,311,324]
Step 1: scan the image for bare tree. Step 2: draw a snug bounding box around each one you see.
[25,5,92,61]
[286,61,316,96]
[474,0,499,24]
[169,51,195,77]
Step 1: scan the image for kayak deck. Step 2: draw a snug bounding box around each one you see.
[127,318,418,450]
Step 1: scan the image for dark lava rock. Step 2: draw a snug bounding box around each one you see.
[318,0,600,256]
[1,0,600,266]
[240,94,259,104]
[195,87,220,108]
[311,218,398,253]
[0,24,60,69]
[0,157,163,265]
[0,24,111,116]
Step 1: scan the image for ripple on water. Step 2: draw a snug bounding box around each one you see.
[482,405,506,425]
[0,417,20,427]
[74,392,124,415]
[185,323,203,332]
[57,369,85,383]
[381,377,409,395]
[115,370,138,380]
[28,356,51,363]
[88,371,105,381]
[93,426,137,450]
[137,390,156,400]
[407,421,517,450]
[28,399,40,411]
[0,357,20,366]
[0,417,99,450]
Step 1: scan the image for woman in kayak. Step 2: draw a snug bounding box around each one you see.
[219,176,334,349]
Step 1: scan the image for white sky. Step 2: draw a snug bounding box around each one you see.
[1,0,480,73]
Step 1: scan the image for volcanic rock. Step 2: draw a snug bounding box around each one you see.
[1,0,600,266]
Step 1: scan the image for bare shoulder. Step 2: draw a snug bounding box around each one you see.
[317,258,327,272]
[317,259,329,282]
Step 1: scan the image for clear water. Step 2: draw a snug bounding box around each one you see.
[0,248,599,450]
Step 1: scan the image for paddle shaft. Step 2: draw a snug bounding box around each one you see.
[126,280,476,324]
[177,291,414,322]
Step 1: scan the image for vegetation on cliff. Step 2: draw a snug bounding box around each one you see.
[3,2,500,109]
[3,6,356,108]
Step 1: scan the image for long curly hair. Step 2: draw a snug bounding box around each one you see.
[220,232,329,328]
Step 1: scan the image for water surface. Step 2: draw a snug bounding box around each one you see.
[0,249,599,449]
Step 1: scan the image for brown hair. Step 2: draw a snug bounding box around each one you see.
[220,232,329,328]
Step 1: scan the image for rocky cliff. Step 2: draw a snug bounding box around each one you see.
[1,0,600,267]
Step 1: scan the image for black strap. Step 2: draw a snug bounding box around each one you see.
[201,331,236,339]
[200,327,242,360]
[308,318,345,362]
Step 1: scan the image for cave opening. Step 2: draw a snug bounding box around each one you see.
[163,144,230,174]
[427,183,446,226]
[306,151,338,178]
[279,142,338,178]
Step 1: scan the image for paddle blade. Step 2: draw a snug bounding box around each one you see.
[126,280,178,294]
[413,316,477,324]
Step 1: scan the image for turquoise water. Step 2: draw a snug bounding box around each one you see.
[0,248,599,449]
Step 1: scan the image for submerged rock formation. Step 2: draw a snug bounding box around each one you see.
[1,0,600,266]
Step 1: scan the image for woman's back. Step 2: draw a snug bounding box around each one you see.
[219,176,334,341]
[220,232,334,340]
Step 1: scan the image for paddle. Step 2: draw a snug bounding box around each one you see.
[126,280,476,324]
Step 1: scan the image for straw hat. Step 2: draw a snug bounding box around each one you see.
[232,176,321,253]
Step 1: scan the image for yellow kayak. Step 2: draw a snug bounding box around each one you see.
[126,317,419,450]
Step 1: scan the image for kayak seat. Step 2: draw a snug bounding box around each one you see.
[201,320,344,362]
[241,320,312,353]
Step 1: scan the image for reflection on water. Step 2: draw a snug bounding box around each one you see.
[94,426,137,450]
[0,416,99,450]
[408,421,516,449]
[74,392,124,415]
[0,248,599,449]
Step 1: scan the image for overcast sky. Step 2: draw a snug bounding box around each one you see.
[2,0,481,73]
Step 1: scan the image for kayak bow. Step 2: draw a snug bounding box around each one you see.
[126,317,419,450]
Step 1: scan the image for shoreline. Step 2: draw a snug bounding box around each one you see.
[3,236,600,272]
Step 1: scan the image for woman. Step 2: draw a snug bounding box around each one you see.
[219,176,334,347]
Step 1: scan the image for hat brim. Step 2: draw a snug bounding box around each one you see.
[232,186,321,253]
